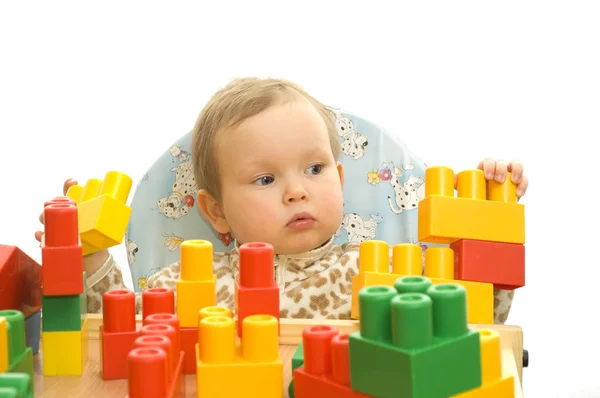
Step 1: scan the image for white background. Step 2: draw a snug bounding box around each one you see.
[1,1,598,396]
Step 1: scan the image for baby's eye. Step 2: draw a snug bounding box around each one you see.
[253,176,274,186]
[306,164,323,175]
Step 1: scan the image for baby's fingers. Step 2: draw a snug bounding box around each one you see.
[63,178,78,196]
[34,231,43,243]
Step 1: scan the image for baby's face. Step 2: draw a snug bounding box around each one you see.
[215,99,344,254]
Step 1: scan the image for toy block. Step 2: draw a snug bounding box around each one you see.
[100,289,140,380]
[0,318,7,373]
[126,346,185,398]
[41,274,87,331]
[0,245,42,318]
[288,344,304,398]
[23,311,40,355]
[0,373,33,398]
[452,329,514,397]
[42,316,88,376]
[41,202,84,296]
[451,239,525,290]
[142,288,175,320]
[196,314,283,397]
[349,278,482,398]
[235,242,280,337]
[68,171,133,255]
[176,240,216,328]
[352,241,493,324]
[294,326,372,398]
[418,167,525,244]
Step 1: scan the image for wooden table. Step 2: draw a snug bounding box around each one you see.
[33,316,524,397]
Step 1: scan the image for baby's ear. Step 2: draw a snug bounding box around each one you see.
[196,190,230,234]
[337,162,345,187]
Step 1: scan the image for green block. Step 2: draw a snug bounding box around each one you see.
[292,343,304,371]
[349,277,482,398]
[7,348,34,380]
[0,373,33,398]
[41,272,87,332]
[0,311,25,366]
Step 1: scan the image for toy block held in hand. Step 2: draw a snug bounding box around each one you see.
[176,240,216,328]
[349,278,482,398]
[41,199,84,296]
[351,241,493,324]
[0,245,42,318]
[235,242,280,337]
[294,326,371,397]
[195,314,283,398]
[451,329,514,397]
[418,167,525,245]
[66,171,133,255]
[451,239,525,290]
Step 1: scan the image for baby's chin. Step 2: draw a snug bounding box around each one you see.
[272,235,332,255]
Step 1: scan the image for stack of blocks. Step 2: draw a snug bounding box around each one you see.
[0,310,34,397]
[0,245,42,355]
[42,170,133,376]
[351,166,526,324]
[40,197,89,376]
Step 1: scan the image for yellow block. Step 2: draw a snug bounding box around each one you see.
[352,244,493,324]
[452,329,515,397]
[196,315,283,398]
[42,317,88,376]
[0,317,7,373]
[176,279,216,328]
[70,171,133,255]
[418,195,525,244]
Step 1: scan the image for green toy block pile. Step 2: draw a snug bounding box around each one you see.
[0,310,34,398]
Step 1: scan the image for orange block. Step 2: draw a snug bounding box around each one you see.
[451,239,525,290]
[352,241,493,324]
[418,167,525,245]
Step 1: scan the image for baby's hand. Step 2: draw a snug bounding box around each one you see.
[476,158,529,199]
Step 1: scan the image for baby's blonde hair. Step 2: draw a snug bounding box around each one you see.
[192,77,341,201]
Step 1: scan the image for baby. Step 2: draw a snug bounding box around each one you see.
[35,77,529,323]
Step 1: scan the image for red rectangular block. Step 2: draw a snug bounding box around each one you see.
[41,244,84,296]
[100,325,140,380]
[295,368,373,398]
[235,281,280,337]
[0,245,42,317]
[179,327,197,375]
[451,239,525,290]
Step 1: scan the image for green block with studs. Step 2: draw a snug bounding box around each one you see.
[349,277,482,398]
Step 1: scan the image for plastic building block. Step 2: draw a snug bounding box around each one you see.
[195,314,283,397]
[0,311,33,379]
[0,245,42,318]
[418,167,525,245]
[349,278,482,398]
[23,311,40,355]
[41,201,84,296]
[0,317,7,373]
[351,241,493,324]
[42,317,88,376]
[67,171,133,255]
[0,373,33,398]
[100,290,140,380]
[452,329,514,397]
[294,326,371,397]
[41,274,87,331]
[235,242,280,337]
[142,288,175,320]
[176,240,216,328]
[451,239,525,290]
[126,346,185,398]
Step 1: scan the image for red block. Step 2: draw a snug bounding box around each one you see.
[101,289,140,380]
[235,242,280,337]
[0,245,42,317]
[451,239,525,290]
[142,288,175,320]
[179,327,197,374]
[294,326,372,398]
[125,347,185,398]
[41,202,83,295]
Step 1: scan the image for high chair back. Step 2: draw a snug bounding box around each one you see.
[125,109,432,291]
